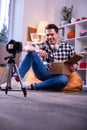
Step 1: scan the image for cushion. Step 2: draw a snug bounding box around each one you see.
[25,69,82,91]
[62,72,82,91]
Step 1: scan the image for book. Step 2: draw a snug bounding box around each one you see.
[65,54,84,64]
[50,53,84,76]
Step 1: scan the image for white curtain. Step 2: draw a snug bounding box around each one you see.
[0,0,10,31]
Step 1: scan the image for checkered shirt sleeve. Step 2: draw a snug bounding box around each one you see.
[33,41,76,68]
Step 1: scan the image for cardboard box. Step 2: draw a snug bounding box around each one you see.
[50,54,84,76]
[50,62,71,76]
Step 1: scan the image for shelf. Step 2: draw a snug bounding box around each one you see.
[81,52,87,55]
[59,20,87,81]
[76,19,87,25]
[64,36,87,41]
[64,38,75,41]
[58,19,87,28]
[76,36,87,40]
[78,68,87,71]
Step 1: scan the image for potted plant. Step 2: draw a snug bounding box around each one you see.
[61,5,73,25]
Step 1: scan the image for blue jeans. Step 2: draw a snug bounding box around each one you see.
[18,52,68,90]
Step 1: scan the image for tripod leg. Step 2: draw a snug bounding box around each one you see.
[14,64,27,97]
[0,64,8,87]
[5,63,13,94]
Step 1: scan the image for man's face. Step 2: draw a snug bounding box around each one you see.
[45,29,58,45]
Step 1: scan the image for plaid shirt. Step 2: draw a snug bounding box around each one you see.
[33,41,76,68]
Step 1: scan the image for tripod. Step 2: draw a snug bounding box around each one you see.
[0,55,27,97]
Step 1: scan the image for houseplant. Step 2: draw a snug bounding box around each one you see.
[61,5,73,24]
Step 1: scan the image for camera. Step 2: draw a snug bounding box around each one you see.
[6,40,22,55]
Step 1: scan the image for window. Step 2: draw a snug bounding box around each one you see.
[0,0,11,43]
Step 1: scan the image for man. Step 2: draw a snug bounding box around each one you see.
[1,24,77,90]
[14,24,77,90]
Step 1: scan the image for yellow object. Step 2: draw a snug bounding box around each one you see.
[62,72,82,91]
[26,69,82,91]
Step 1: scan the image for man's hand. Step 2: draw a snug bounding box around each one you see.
[68,63,78,72]
[23,44,48,58]
[38,50,48,59]
[23,44,36,52]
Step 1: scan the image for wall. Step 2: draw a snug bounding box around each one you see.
[12,0,87,44]
[55,0,87,25]
[22,0,48,44]
[12,0,48,43]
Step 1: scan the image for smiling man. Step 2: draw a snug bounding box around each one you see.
[13,24,77,90]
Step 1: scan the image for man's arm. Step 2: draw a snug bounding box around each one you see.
[23,44,48,58]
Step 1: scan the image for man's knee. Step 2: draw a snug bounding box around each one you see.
[56,75,68,87]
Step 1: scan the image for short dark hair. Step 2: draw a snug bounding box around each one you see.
[45,24,58,33]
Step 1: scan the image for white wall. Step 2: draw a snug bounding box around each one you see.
[12,0,87,44]
[72,0,87,18]
[22,0,48,44]
[12,0,58,43]
[55,0,87,25]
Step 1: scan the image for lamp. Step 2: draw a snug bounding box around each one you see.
[37,20,48,42]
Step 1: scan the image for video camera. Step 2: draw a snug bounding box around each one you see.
[6,40,22,56]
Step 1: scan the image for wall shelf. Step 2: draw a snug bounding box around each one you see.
[58,20,87,86]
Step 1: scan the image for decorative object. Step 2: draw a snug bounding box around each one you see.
[82,17,87,20]
[76,18,80,22]
[61,5,73,24]
[83,46,87,52]
[37,20,48,35]
[37,20,48,42]
[75,17,87,22]
[30,33,39,43]
[71,17,76,23]
[61,20,68,25]
[68,30,75,39]
[80,62,87,69]
[80,30,87,36]
[27,27,37,41]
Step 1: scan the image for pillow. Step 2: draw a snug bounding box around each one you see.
[25,69,83,91]
[62,72,83,91]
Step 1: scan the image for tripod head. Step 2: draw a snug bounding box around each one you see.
[5,55,15,60]
[4,54,16,64]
